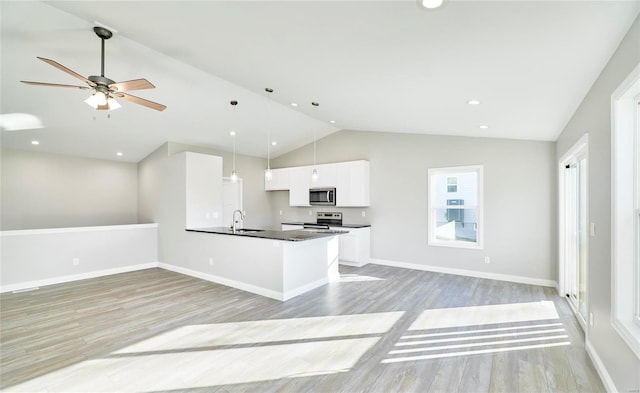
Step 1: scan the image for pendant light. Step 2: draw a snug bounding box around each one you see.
[264,88,274,181]
[311,101,319,182]
[230,100,239,182]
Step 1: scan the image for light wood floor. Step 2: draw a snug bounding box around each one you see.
[1,265,605,392]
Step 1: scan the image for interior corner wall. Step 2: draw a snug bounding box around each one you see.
[271,131,557,285]
[1,148,138,230]
[555,16,640,392]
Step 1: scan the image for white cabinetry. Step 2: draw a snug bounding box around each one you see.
[282,224,371,267]
[288,166,311,206]
[264,168,289,191]
[331,226,370,267]
[183,152,224,229]
[335,160,370,207]
[265,160,370,207]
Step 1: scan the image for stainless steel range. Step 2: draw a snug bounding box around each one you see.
[302,212,343,231]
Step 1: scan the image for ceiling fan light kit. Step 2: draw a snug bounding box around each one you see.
[21,26,166,112]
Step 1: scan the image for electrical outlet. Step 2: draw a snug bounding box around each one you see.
[308,210,313,216]
[590,222,596,237]
[209,257,214,266]
[362,211,366,217]
[213,212,219,219]
[589,312,594,326]
[279,210,283,216]
[205,212,211,219]
[73,258,80,266]
[484,256,490,264]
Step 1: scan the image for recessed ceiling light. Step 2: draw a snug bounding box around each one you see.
[329,120,336,124]
[271,141,277,146]
[290,102,298,107]
[31,140,40,145]
[422,0,443,9]
[229,131,236,136]
[116,152,123,156]
[479,125,489,129]
[467,100,481,105]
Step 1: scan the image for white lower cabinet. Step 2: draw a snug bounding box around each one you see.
[280,224,370,267]
[331,226,370,267]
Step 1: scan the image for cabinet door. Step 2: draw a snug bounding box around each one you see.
[311,163,338,188]
[282,224,303,231]
[289,167,311,206]
[265,168,289,191]
[339,233,359,262]
[336,161,370,207]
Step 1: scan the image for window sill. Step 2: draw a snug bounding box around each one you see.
[612,318,640,359]
[428,240,483,250]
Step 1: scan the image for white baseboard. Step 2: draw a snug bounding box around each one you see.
[370,258,558,288]
[586,338,617,393]
[0,262,159,293]
[157,262,285,301]
[282,277,328,301]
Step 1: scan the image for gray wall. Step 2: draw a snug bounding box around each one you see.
[1,148,138,230]
[271,131,557,284]
[556,16,640,392]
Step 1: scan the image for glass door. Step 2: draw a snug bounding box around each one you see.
[565,154,588,323]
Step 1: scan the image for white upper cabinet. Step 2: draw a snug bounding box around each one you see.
[264,167,289,191]
[265,160,370,207]
[336,160,370,207]
[310,164,338,188]
[288,166,311,206]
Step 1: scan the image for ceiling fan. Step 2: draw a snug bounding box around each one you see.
[21,26,166,112]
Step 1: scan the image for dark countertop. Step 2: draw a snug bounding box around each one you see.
[186,227,347,242]
[282,222,371,229]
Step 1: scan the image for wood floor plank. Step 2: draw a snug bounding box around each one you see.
[1,265,606,392]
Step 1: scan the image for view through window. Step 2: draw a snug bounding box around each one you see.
[428,165,483,249]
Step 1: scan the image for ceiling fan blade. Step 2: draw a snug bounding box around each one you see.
[21,81,92,90]
[109,78,155,92]
[116,92,166,111]
[37,57,95,87]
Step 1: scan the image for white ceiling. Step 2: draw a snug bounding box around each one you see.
[1,1,638,163]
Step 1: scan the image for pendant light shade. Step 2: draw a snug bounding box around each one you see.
[230,100,239,182]
[311,101,320,182]
[265,88,274,181]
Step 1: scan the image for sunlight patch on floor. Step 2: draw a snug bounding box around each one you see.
[382,301,570,364]
[9,338,380,392]
[408,301,559,330]
[338,274,385,283]
[7,312,405,392]
[114,311,403,354]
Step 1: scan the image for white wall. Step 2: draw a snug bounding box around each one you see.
[1,148,138,230]
[0,224,158,291]
[556,16,640,393]
[271,132,557,286]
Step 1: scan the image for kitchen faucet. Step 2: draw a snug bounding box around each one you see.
[231,210,245,233]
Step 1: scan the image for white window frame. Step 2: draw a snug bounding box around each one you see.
[611,62,640,359]
[428,165,483,250]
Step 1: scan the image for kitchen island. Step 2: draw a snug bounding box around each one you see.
[184,227,344,301]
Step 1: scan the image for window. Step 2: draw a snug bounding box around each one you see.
[447,177,458,193]
[611,63,640,358]
[428,165,483,249]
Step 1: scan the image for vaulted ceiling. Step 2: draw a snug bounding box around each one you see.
[1,1,638,162]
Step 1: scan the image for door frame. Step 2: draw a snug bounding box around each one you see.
[558,133,589,328]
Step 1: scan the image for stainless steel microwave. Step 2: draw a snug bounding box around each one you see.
[309,188,336,206]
